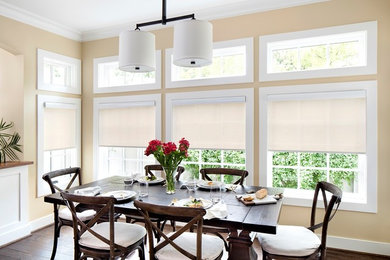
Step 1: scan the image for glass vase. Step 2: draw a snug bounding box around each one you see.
[163,166,176,194]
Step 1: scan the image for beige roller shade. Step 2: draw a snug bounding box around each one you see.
[44,107,76,151]
[99,105,155,147]
[268,97,366,153]
[172,101,246,149]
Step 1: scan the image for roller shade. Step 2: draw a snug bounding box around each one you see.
[172,100,246,149]
[44,107,76,151]
[99,105,155,147]
[268,95,366,153]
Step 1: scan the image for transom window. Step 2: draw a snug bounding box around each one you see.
[166,38,253,88]
[93,53,161,93]
[259,21,377,81]
[37,49,81,94]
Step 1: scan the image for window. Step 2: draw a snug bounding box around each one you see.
[93,52,161,93]
[37,49,81,94]
[93,94,161,179]
[165,38,253,88]
[259,81,377,212]
[259,21,377,81]
[37,95,81,196]
[166,89,254,184]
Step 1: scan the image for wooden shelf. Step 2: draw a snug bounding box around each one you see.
[0,161,33,170]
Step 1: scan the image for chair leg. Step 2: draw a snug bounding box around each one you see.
[50,210,60,260]
[213,232,229,251]
[138,242,145,260]
[125,216,132,223]
[170,220,176,232]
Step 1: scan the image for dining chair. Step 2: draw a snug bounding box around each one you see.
[42,167,96,260]
[134,200,224,260]
[257,181,342,260]
[61,191,146,260]
[200,167,249,185]
[125,164,185,237]
[198,167,249,251]
[144,164,185,182]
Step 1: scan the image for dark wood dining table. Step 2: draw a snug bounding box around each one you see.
[44,176,283,260]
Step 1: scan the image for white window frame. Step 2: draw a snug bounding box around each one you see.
[37,49,81,94]
[166,88,254,185]
[93,51,162,93]
[165,38,253,88]
[259,21,377,82]
[37,95,81,197]
[93,94,162,180]
[259,81,377,212]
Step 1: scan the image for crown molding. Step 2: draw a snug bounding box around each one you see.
[0,0,328,42]
[0,0,81,41]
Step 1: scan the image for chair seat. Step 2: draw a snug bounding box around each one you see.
[257,225,321,257]
[155,232,224,260]
[79,222,146,250]
[59,207,96,221]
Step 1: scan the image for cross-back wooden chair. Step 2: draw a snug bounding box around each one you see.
[200,168,249,185]
[61,192,146,260]
[134,200,224,260]
[198,167,249,251]
[125,164,185,237]
[144,164,185,182]
[258,181,342,260]
[42,167,96,260]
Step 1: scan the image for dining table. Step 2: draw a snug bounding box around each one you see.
[44,175,283,260]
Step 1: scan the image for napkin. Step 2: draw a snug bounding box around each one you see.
[204,201,228,220]
[74,186,101,196]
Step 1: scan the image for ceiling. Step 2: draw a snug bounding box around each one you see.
[0,0,327,41]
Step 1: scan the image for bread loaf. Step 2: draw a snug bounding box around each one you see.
[255,188,268,199]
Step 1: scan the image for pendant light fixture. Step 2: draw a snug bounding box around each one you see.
[119,0,213,72]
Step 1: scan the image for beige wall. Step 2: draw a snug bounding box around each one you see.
[0,47,24,153]
[0,0,388,245]
[82,0,390,244]
[0,15,82,220]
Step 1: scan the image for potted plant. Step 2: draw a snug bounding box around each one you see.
[0,118,22,163]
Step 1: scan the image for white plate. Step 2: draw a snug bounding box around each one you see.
[137,176,165,184]
[174,198,213,209]
[197,180,224,189]
[100,190,136,200]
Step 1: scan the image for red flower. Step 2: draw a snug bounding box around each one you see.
[144,139,162,156]
[162,142,177,155]
[179,138,190,152]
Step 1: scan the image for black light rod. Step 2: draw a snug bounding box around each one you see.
[136,13,195,29]
[162,0,167,24]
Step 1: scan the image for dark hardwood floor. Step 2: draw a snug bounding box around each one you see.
[0,223,389,260]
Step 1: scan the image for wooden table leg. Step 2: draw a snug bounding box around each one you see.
[227,229,257,260]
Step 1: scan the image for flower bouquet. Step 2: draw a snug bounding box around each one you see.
[145,138,190,194]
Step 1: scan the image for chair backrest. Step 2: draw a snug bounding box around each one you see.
[144,164,185,181]
[309,181,342,255]
[61,192,123,258]
[134,200,205,260]
[200,168,249,185]
[42,167,81,194]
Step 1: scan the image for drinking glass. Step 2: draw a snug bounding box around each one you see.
[210,183,222,204]
[138,180,149,197]
[185,178,197,192]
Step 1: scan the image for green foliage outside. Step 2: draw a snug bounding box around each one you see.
[272,41,360,73]
[182,149,245,184]
[272,151,359,192]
